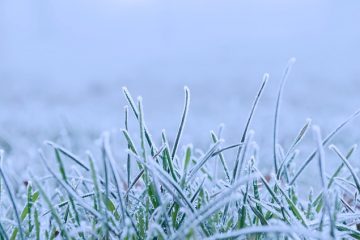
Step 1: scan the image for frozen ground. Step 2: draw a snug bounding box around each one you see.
[1,1,360,184]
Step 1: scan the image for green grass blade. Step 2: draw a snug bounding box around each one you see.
[276,183,308,227]
[210,131,231,182]
[232,130,254,184]
[122,87,158,154]
[161,130,178,182]
[32,175,70,240]
[273,58,296,173]
[87,152,102,213]
[34,208,40,240]
[121,129,138,155]
[46,141,90,171]
[40,156,102,219]
[0,221,9,240]
[241,73,269,143]
[171,86,190,160]
[103,132,126,225]
[0,160,25,240]
[124,106,131,197]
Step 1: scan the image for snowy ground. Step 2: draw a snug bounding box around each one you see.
[1,1,360,184]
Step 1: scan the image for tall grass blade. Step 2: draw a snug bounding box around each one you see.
[87,151,102,213]
[121,129,138,155]
[124,106,131,194]
[210,131,231,182]
[231,73,268,185]
[290,108,360,184]
[171,86,190,160]
[122,87,157,154]
[232,130,254,184]
[313,126,336,238]
[273,58,296,173]
[162,130,178,182]
[241,73,269,143]
[46,141,89,171]
[103,132,126,225]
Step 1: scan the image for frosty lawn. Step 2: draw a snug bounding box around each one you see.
[1,67,360,239]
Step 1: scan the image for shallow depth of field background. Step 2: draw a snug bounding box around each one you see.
[1,0,360,180]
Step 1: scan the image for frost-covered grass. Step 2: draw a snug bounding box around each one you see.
[2,65,360,239]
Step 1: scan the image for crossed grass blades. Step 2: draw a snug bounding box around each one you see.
[2,60,360,239]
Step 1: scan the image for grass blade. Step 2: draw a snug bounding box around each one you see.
[290,108,360,185]
[277,118,311,179]
[122,87,158,154]
[46,141,89,171]
[171,86,190,160]
[273,58,296,173]
[187,141,221,182]
[241,73,269,143]
[210,131,231,182]
[0,154,25,240]
[103,132,126,225]
[31,175,70,240]
[313,126,336,238]
[329,144,360,193]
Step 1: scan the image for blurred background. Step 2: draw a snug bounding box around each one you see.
[1,0,360,175]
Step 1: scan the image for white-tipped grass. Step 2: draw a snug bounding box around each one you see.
[171,86,190,160]
[273,58,296,173]
[1,70,360,239]
[329,145,360,193]
[290,108,360,184]
[210,131,231,182]
[277,118,312,180]
[313,126,336,239]
[230,73,269,184]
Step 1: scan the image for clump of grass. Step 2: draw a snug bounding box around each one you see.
[1,67,360,239]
